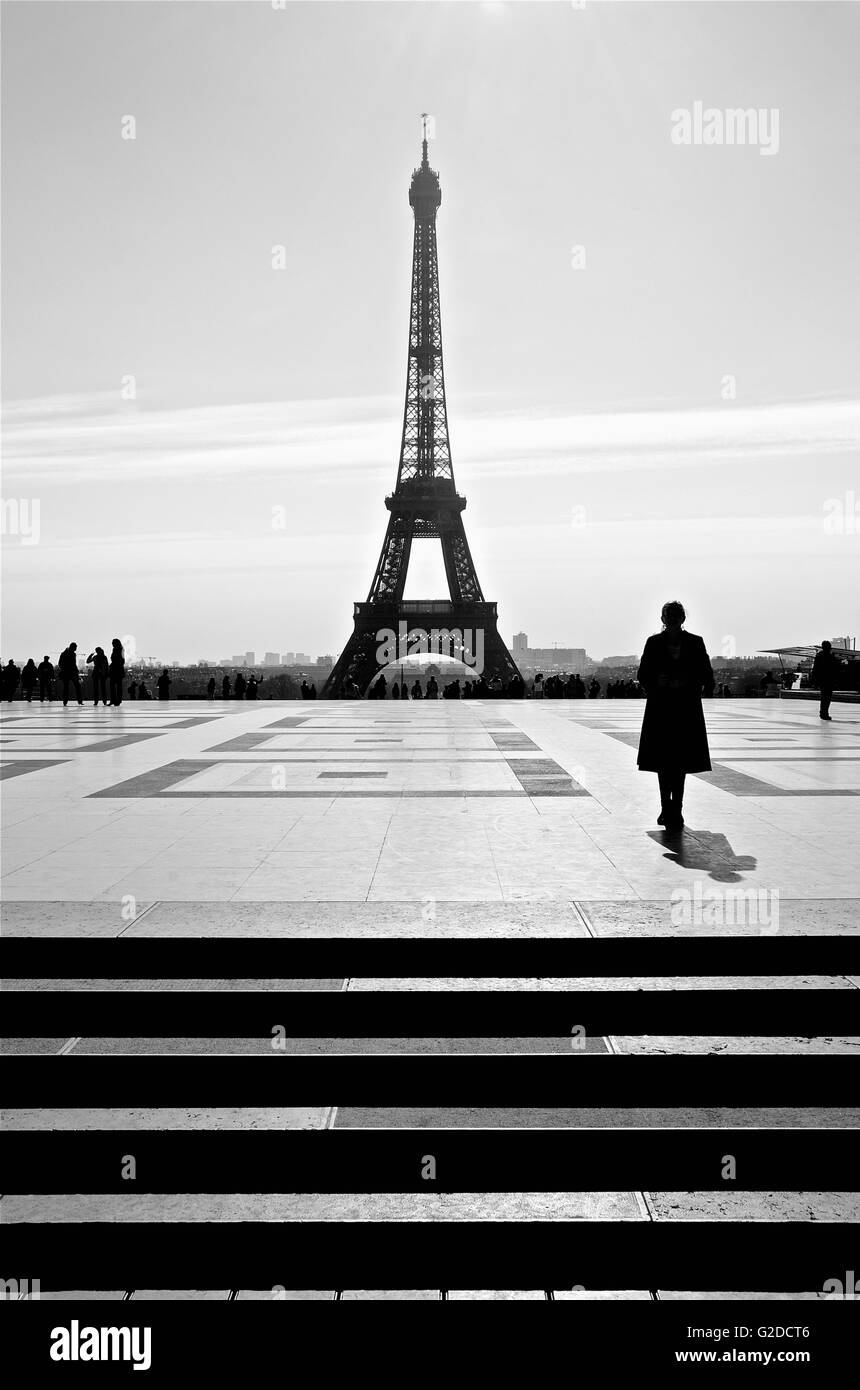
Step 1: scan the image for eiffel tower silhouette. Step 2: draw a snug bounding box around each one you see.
[324,122,522,698]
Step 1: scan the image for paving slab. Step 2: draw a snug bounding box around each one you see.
[2,900,587,938]
[2,1107,333,1131]
[552,1290,653,1300]
[656,1290,823,1301]
[646,1191,860,1221]
[131,1290,230,1301]
[2,978,344,992]
[64,1036,609,1054]
[611,1036,860,1055]
[580,899,860,935]
[236,1290,334,1300]
[338,1290,438,1300]
[347,975,855,990]
[0,902,158,937]
[2,1192,644,1222]
[28,1291,129,1301]
[447,1290,547,1300]
[333,1107,860,1128]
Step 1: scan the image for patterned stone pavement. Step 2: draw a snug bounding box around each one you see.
[2,697,858,1300]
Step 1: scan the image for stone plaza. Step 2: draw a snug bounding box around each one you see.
[1,695,858,1299]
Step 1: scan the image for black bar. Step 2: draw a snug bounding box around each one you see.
[4,1129,859,1194]
[2,1054,855,1107]
[2,988,856,1037]
[0,1303,854,1380]
[1,1220,855,1291]
[3,935,858,977]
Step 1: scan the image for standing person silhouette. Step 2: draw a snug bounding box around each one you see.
[157,669,172,701]
[207,677,216,701]
[37,655,55,702]
[108,639,125,707]
[3,659,21,701]
[811,640,841,721]
[221,674,231,700]
[20,659,38,702]
[58,643,83,706]
[87,647,109,706]
[636,601,715,831]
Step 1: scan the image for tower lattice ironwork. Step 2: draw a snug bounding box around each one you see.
[324,124,522,697]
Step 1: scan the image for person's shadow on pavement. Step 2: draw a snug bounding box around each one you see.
[647,829,757,883]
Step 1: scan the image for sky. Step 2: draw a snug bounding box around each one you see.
[2,0,858,663]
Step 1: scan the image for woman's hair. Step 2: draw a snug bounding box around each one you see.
[661,600,686,627]
[112,638,124,654]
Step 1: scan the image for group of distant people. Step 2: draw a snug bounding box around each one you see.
[533,673,597,699]
[2,641,127,706]
[605,678,641,699]
[2,602,848,867]
[212,674,265,701]
[128,670,173,701]
[362,673,527,700]
[0,653,279,705]
[2,607,847,847]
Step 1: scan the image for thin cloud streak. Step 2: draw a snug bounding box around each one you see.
[3,392,858,487]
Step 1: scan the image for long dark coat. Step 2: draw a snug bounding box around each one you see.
[811,650,841,693]
[636,630,715,773]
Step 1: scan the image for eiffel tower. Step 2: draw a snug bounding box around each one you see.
[323,121,522,698]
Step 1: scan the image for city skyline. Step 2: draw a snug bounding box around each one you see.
[18,628,837,671]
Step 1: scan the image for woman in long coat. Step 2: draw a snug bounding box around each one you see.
[637,601,714,830]
[109,639,125,707]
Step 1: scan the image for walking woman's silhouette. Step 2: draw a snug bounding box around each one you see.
[636,601,715,831]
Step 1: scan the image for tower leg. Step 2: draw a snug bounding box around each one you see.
[323,602,522,698]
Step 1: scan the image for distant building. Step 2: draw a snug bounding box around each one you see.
[244,651,255,666]
[295,652,310,664]
[315,654,333,666]
[263,652,280,666]
[508,638,591,672]
[219,659,232,667]
[282,652,295,664]
[601,655,639,666]
[525,647,588,670]
[231,655,244,666]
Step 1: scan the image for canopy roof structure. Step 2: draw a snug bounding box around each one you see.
[758,645,860,663]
